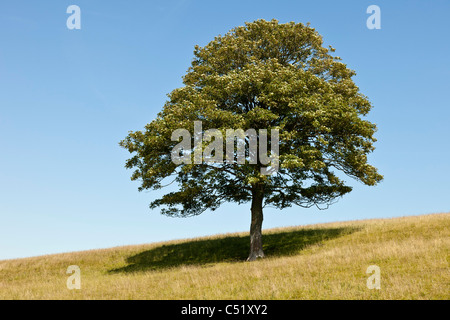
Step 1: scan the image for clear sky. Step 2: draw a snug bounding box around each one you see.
[1,0,449,260]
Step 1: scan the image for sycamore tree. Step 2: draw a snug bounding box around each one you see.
[120,19,383,261]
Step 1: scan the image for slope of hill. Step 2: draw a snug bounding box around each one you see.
[0,213,448,300]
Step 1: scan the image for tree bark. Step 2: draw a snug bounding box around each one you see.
[247,186,265,261]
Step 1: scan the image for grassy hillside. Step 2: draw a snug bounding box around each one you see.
[0,213,448,300]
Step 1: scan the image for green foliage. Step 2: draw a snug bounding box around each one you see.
[120,19,383,217]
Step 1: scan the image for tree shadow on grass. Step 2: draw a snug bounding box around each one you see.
[109,226,358,274]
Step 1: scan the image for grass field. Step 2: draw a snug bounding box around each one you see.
[0,213,448,300]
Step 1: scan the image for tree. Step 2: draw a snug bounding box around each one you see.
[120,19,383,261]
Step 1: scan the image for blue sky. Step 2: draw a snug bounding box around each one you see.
[0,0,449,260]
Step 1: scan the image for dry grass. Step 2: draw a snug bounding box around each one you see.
[0,213,448,300]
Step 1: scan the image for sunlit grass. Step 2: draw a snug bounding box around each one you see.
[0,213,448,299]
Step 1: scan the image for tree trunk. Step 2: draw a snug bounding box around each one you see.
[247,186,265,261]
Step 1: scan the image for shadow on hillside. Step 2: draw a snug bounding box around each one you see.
[109,226,358,274]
